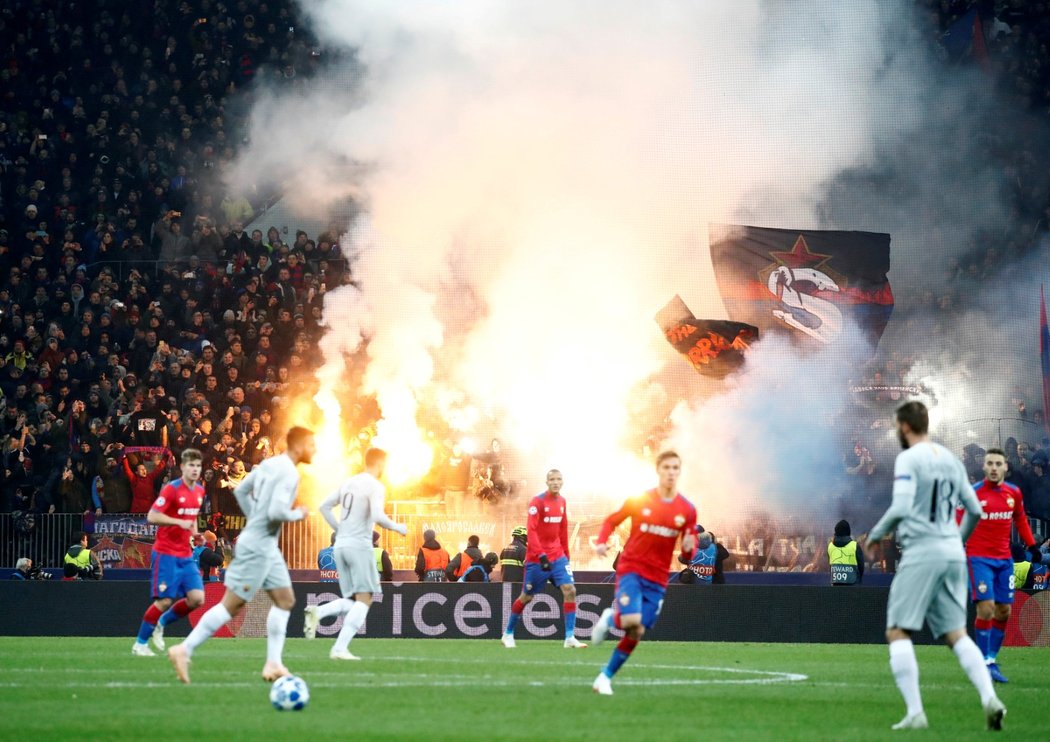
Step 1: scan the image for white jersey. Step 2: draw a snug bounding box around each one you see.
[869,441,982,563]
[320,472,403,548]
[233,454,305,548]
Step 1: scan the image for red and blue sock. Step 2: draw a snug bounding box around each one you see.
[136,604,163,644]
[603,636,638,678]
[988,618,1007,660]
[159,599,193,628]
[504,598,526,636]
[564,601,577,639]
[974,618,993,659]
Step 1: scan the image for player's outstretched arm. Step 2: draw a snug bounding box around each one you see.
[869,457,916,543]
[595,500,632,556]
[265,471,308,522]
[955,462,983,542]
[371,488,406,536]
[318,488,341,532]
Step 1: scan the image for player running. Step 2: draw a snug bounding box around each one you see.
[962,447,1040,683]
[132,448,206,656]
[168,427,315,684]
[589,451,697,694]
[501,469,587,649]
[303,448,407,660]
[866,402,1005,731]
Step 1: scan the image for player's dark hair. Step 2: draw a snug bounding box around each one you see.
[181,448,202,463]
[985,447,1006,459]
[285,426,314,449]
[71,530,86,544]
[895,401,928,435]
[655,450,681,467]
[365,447,387,468]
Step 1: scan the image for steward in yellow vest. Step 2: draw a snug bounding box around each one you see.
[828,520,863,585]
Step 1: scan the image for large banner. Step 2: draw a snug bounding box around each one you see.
[655,295,758,378]
[89,515,157,570]
[709,224,893,348]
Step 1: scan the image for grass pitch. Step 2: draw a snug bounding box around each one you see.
[0,637,1045,740]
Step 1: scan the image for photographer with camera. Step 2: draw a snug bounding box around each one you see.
[10,557,51,580]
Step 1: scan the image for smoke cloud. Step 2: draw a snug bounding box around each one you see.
[228,1,1045,536]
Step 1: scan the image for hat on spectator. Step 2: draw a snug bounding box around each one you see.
[240,406,252,415]
[203,530,217,544]
[25,204,38,214]
[201,340,213,349]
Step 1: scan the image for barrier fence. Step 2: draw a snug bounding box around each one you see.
[1,514,85,569]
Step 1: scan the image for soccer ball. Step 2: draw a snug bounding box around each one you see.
[269,675,309,711]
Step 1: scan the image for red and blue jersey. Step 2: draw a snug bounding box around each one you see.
[151,478,204,557]
[599,489,697,587]
[526,491,569,563]
[960,480,1035,560]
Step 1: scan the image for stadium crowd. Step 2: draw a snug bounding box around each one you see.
[1,0,1049,568]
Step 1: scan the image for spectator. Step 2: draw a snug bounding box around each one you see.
[192,531,225,582]
[415,529,450,582]
[446,535,484,582]
[458,552,499,582]
[123,450,172,513]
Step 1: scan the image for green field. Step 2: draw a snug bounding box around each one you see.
[0,637,1045,740]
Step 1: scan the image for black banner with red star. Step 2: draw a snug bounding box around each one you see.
[656,295,758,378]
[709,224,893,349]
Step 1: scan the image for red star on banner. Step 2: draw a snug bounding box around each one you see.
[769,235,832,270]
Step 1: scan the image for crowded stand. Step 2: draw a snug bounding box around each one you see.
[1,0,1049,575]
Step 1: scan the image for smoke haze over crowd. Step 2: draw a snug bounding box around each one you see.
[227,1,1048,532]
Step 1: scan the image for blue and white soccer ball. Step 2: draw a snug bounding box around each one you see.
[270,675,310,711]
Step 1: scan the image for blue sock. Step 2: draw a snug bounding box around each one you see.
[158,607,180,627]
[505,598,525,635]
[564,602,577,639]
[136,621,155,644]
[603,637,637,678]
[989,619,1007,660]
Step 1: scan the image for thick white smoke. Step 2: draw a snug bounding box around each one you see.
[227,2,1037,528]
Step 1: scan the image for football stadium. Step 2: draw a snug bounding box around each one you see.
[2,1,1050,739]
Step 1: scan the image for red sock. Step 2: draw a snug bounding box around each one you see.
[564,601,576,613]
[511,598,526,615]
[171,599,193,618]
[143,605,163,625]
[992,618,1008,632]
[613,612,622,629]
[975,618,993,630]
[616,636,638,654]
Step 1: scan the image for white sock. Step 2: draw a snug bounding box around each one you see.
[266,607,291,665]
[889,639,923,717]
[183,604,232,657]
[952,635,997,706]
[332,601,370,653]
[316,597,352,620]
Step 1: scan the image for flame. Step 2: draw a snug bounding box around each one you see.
[370,413,435,488]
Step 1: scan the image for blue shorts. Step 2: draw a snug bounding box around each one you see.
[151,552,204,600]
[523,556,574,595]
[614,572,666,629]
[968,556,1014,604]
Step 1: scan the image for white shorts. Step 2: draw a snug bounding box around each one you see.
[886,560,967,638]
[223,542,292,602]
[336,545,381,597]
